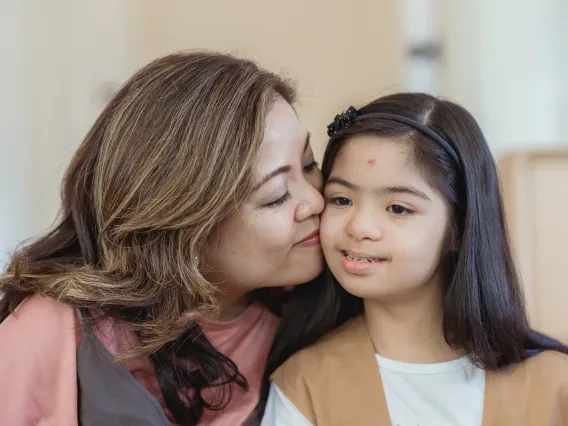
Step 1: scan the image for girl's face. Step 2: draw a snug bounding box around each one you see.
[321,135,451,301]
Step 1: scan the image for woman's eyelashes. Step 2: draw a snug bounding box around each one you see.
[260,161,319,209]
[262,191,292,208]
[303,160,319,173]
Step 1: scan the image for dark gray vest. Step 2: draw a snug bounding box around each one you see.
[76,313,172,426]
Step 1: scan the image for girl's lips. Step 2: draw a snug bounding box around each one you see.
[340,251,388,274]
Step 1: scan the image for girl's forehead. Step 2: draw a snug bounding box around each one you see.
[336,136,406,160]
[332,136,419,180]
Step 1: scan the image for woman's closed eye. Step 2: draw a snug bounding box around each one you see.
[262,191,292,208]
[303,161,319,173]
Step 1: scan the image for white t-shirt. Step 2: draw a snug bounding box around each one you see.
[376,354,485,426]
[261,354,485,426]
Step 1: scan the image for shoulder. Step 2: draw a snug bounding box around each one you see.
[529,349,568,367]
[0,293,82,365]
[261,382,313,426]
[493,350,568,421]
[521,350,568,384]
[495,350,568,405]
[511,350,568,376]
[0,295,81,424]
[1,294,81,347]
[272,315,366,387]
[529,350,568,408]
[269,316,369,424]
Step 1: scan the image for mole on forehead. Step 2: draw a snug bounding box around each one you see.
[367,158,376,166]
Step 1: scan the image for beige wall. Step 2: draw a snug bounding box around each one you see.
[131,0,405,160]
[0,0,404,265]
[498,150,568,341]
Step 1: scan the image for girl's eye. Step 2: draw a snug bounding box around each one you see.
[327,196,352,207]
[263,191,292,208]
[303,161,319,173]
[387,204,413,215]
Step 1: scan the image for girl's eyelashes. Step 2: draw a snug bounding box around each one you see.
[325,195,415,216]
[326,196,352,207]
[387,204,414,216]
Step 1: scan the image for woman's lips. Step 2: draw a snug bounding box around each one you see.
[297,229,320,247]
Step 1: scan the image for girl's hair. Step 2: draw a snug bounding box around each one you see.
[0,51,297,425]
[263,93,568,404]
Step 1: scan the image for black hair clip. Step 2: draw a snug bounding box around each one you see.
[327,106,359,137]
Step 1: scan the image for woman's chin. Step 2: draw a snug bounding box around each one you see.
[267,261,324,290]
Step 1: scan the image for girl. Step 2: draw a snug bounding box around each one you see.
[0,51,326,426]
[261,93,568,426]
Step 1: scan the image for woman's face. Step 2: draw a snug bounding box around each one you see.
[204,98,324,294]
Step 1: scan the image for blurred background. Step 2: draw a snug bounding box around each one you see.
[1,0,567,337]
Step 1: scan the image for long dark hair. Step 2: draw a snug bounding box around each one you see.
[0,51,296,425]
[261,93,568,409]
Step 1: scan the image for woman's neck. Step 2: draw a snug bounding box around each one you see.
[364,278,460,364]
[215,287,251,321]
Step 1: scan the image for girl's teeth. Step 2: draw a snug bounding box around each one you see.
[346,253,380,262]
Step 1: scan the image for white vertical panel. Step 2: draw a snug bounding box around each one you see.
[0,0,136,268]
[401,0,438,93]
[437,0,567,157]
[0,1,32,267]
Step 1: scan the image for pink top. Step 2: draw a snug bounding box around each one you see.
[0,294,279,426]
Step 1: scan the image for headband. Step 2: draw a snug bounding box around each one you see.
[327,106,462,170]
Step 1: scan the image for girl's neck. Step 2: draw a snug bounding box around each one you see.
[364,276,461,364]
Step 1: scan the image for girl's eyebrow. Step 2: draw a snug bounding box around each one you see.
[326,176,431,201]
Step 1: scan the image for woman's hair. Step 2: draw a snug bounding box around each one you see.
[262,93,568,406]
[0,51,296,424]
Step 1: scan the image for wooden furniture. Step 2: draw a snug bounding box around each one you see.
[498,149,568,341]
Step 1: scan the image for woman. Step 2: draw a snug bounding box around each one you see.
[0,51,325,426]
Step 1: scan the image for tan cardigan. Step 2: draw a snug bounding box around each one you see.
[272,316,568,425]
